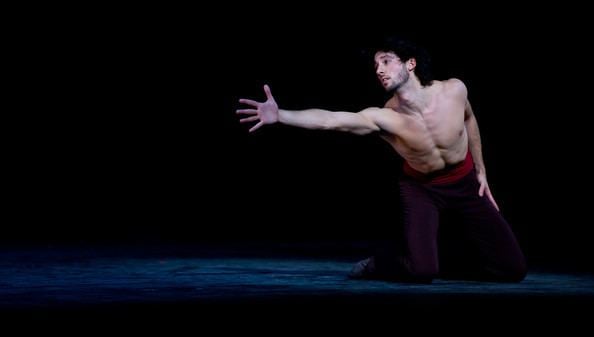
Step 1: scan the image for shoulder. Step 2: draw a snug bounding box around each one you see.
[443,78,468,98]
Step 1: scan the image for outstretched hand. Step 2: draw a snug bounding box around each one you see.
[477,172,499,211]
[237,84,279,132]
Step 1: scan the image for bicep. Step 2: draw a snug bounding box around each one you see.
[329,109,380,135]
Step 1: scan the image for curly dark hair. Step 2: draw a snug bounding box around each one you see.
[375,36,434,87]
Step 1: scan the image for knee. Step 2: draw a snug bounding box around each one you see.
[408,263,439,282]
[511,258,528,282]
[500,257,528,282]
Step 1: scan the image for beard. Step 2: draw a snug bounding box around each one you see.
[385,68,410,93]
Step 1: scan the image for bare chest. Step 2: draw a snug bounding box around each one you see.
[425,104,465,145]
[401,100,466,150]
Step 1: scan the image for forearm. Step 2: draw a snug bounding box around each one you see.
[466,115,486,174]
[278,109,340,131]
[277,108,380,135]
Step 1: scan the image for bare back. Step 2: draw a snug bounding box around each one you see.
[375,79,469,173]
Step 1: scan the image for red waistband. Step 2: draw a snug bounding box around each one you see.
[402,150,474,185]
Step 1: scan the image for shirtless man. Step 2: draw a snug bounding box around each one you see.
[237,37,526,283]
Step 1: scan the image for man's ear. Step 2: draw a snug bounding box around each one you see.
[407,58,416,71]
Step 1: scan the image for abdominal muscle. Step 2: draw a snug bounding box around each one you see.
[382,130,469,174]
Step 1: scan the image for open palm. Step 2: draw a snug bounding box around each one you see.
[237,84,279,132]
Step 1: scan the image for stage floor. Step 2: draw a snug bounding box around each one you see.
[1,244,592,329]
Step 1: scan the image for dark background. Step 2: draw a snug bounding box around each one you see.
[8,9,592,271]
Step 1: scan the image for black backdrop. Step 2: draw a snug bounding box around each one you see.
[8,9,592,271]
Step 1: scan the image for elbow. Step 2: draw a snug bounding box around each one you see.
[345,122,380,136]
[354,122,380,135]
[334,123,376,135]
[321,117,336,131]
[352,127,376,136]
[321,116,347,132]
[318,113,338,131]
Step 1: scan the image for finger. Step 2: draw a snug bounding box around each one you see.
[487,190,500,211]
[239,98,260,107]
[478,182,485,197]
[488,191,499,209]
[240,116,260,123]
[249,121,264,133]
[264,84,273,100]
[236,109,258,115]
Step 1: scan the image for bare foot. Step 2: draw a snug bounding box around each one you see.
[348,257,376,279]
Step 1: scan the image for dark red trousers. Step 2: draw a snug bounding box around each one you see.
[374,164,527,283]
